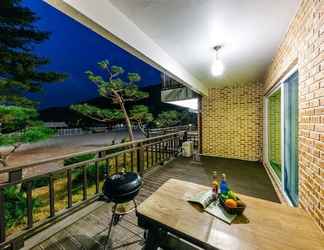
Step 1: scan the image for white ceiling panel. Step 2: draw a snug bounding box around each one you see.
[110,0,300,87]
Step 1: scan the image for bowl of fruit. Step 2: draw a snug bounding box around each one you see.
[219,190,246,215]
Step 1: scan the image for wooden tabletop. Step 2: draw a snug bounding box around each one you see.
[137,179,324,250]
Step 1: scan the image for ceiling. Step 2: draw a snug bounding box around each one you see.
[110,0,300,88]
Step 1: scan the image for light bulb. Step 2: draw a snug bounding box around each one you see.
[211,58,224,77]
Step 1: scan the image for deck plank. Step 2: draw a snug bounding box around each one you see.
[31,156,279,250]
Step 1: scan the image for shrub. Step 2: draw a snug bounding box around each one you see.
[62,153,107,187]
[72,163,107,187]
[4,186,41,230]
[64,153,96,165]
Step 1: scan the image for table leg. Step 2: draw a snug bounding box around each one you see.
[144,228,159,250]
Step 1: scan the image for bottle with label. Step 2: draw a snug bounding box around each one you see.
[220,173,229,194]
[211,171,218,199]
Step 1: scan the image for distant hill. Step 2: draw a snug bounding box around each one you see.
[39,84,189,126]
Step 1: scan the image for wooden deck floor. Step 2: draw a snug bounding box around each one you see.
[29,156,279,250]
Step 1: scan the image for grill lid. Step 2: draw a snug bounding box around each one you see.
[103,172,142,203]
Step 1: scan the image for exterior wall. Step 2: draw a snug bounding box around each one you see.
[202,82,263,161]
[264,0,324,231]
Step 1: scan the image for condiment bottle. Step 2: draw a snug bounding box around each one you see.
[212,171,218,199]
[220,173,229,194]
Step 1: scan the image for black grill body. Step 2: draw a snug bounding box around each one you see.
[103,172,142,204]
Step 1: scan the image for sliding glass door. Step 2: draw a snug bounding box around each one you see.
[283,72,299,206]
[265,69,299,206]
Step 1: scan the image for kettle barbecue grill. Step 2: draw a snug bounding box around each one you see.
[102,171,142,249]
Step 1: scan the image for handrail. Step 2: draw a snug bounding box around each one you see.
[0,147,140,189]
[148,125,192,132]
[0,131,185,175]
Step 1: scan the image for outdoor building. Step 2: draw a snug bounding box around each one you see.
[0,0,323,249]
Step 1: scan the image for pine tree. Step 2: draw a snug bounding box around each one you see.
[0,0,66,166]
[130,105,153,136]
[155,110,180,128]
[0,106,54,167]
[0,0,66,107]
[71,59,152,141]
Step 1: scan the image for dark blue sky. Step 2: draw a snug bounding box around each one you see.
[24,1,161,110]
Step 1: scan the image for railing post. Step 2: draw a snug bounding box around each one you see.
[49,175,55,218]
[123,153,127,170]
[137,142,145,176]
[163,140,165,161]
[151,145,154,168]
[26,181,33,229]
[178,134,181,153]
[115,156,118,174]
[131,151,134,172]
[95,162,100,194]
[8,169,22,183]
[183,131,188,142]
[67,169,72,208]
[172,135,175,157]
[146,145,149,168]
[0,187,5,244]
[83,166,87,201]
[155,142,158,164]
[158,142,161,163]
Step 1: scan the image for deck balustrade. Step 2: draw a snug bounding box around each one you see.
[0,131,194,250]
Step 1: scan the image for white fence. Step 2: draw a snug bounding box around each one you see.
[55,128,83,137]
[54,126,125,137]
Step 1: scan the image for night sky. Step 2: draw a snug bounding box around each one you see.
[24,1,161,110]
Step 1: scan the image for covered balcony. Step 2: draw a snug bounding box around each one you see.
[0,0,323,249]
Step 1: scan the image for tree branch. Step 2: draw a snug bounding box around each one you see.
[136,120,148,137]
[78,113,111,123]
[0,143,21,167]
[0,158,7,167]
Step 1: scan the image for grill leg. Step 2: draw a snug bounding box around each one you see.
[133,199,138,213]
[105,203,117,250]
[105,200,139,249]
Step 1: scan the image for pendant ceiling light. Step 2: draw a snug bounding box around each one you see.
[211,45,224,77]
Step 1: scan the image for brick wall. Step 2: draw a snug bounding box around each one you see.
[202,82,263,161]
[268,91,281,167]
[264,0,324,231]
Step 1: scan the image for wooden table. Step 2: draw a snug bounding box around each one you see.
[137,179,324,250]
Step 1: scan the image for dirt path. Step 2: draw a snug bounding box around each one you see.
[0,130,144,182]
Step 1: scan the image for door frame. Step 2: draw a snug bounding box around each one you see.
[263,65,298,206]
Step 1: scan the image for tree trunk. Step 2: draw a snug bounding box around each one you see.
[114,92,134,142]
[122,103,134,141]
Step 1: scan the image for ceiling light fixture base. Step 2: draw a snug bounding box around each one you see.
[213,45,223,52]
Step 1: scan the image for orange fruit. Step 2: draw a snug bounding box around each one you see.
[225,199,237,208]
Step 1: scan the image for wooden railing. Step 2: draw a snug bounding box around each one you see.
[187,131,199,149]
[0,131,185,250]
[147,125,197,138]
[147,127,198,149]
